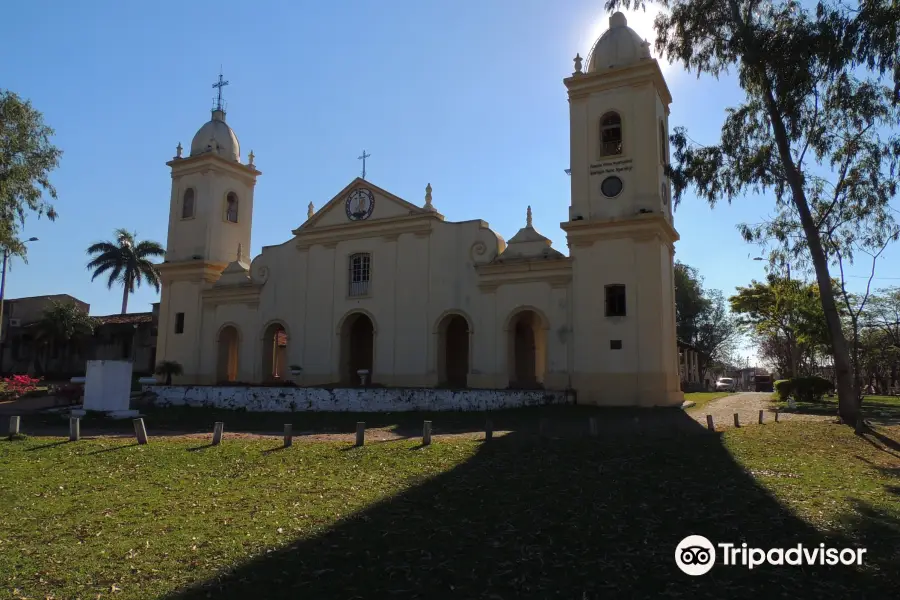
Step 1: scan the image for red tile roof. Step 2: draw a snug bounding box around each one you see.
[94,313,154,325]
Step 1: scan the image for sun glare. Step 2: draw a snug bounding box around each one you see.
[580,7,674,74]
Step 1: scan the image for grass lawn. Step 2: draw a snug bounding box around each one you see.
[772,394,900,423]
[683,391,731,411]
[2,421,898,599]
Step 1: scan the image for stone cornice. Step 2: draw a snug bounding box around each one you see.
[157,260,229,284]
[295,214,435,250]
[560,213,680,249]
[564,60,672,107]
[167,153,261,186]
[201,283,262,307]
[476,258,573,292]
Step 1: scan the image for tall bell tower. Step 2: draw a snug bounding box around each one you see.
[155,74,261,383]
[561,12,682,406]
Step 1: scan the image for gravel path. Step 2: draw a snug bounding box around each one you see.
[690,392,832,429]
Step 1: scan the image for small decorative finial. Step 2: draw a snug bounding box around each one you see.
[248,150,255,166]
[573,53,583,75]
[176,142,183,158]
[424,183,434,210]
[526,205,533,228]
[237,242,244,262]
[307,202,314,219]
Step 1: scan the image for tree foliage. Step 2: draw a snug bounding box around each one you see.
[155,360,184,386]
[674,261,710,343]
[604,0,900,423]
[674,261,740,379]
[858,287,900,394]
[86,229,165,314]
[866,286,900,347]
[730,276,830,376]
[0,90,61,257]
[33,301,95,348]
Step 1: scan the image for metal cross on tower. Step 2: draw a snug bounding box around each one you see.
[358,150,371,180]
[212,70,230,111]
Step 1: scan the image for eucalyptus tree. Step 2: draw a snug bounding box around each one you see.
[605,0,900,424]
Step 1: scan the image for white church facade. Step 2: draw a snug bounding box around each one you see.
[155,13,683,407]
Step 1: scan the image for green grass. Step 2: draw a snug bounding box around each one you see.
[772,394,900,423]
[684,391,731,411]
[2,421,898,599]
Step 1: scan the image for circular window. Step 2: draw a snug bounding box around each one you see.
[601,176,624,198]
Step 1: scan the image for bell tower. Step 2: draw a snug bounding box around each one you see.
[561,12,682,407]
[156,75,261,383]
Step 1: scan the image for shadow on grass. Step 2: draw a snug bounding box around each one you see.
[857,428,900,460]
[83,443,140,455]
[164,411,898,599]
[24,440,71,451]
[186,443,216,452]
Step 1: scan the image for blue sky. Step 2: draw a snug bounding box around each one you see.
[5,0,899,360]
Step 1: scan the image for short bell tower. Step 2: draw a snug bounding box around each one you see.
[155,74,261,383]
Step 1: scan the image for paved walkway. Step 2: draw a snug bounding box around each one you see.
[690,392,831,430]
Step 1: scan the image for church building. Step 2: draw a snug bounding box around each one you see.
[155,13,683,407]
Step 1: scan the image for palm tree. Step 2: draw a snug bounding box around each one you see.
[33,301,96,374]
[86,229,165,314]
[154,360,183,385]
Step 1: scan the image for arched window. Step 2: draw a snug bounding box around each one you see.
[225,192,239,223]
[661,183,668,206]
[659,120,667,165]
[599,112,623,157]
[182,188,195,219]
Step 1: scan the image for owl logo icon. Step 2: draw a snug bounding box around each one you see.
[675,535,716,576]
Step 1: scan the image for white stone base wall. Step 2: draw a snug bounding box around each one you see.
[147,385,569,412]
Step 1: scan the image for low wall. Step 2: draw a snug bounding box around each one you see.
[147,385,570,413]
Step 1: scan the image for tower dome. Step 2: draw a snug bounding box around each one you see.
[587,12,652,72]
[190,109,241,162]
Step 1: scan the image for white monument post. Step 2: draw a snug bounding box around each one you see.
[72,360,140,419]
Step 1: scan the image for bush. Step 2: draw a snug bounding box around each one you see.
[794,376,833,402]
[776,376,833,403]
[54,383,84,405]
[774,379,792,401]
[1,374,42,399]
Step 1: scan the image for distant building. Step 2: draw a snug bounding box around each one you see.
[678,340,703,391]
[0,295,159,378]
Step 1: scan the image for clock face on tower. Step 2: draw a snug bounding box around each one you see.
[345,188,375,221]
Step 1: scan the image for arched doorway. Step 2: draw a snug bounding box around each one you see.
[340,313,374,386]
[216,326,240,383]
[261,322,288,381]
[437,314,469,388]
[507,310,546,388]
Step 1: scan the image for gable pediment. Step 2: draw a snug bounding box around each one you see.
[293,178,438,235]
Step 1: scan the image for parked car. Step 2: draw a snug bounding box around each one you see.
[715,377,736,392]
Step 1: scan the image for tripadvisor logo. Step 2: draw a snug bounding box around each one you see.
[675,535,867,576]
